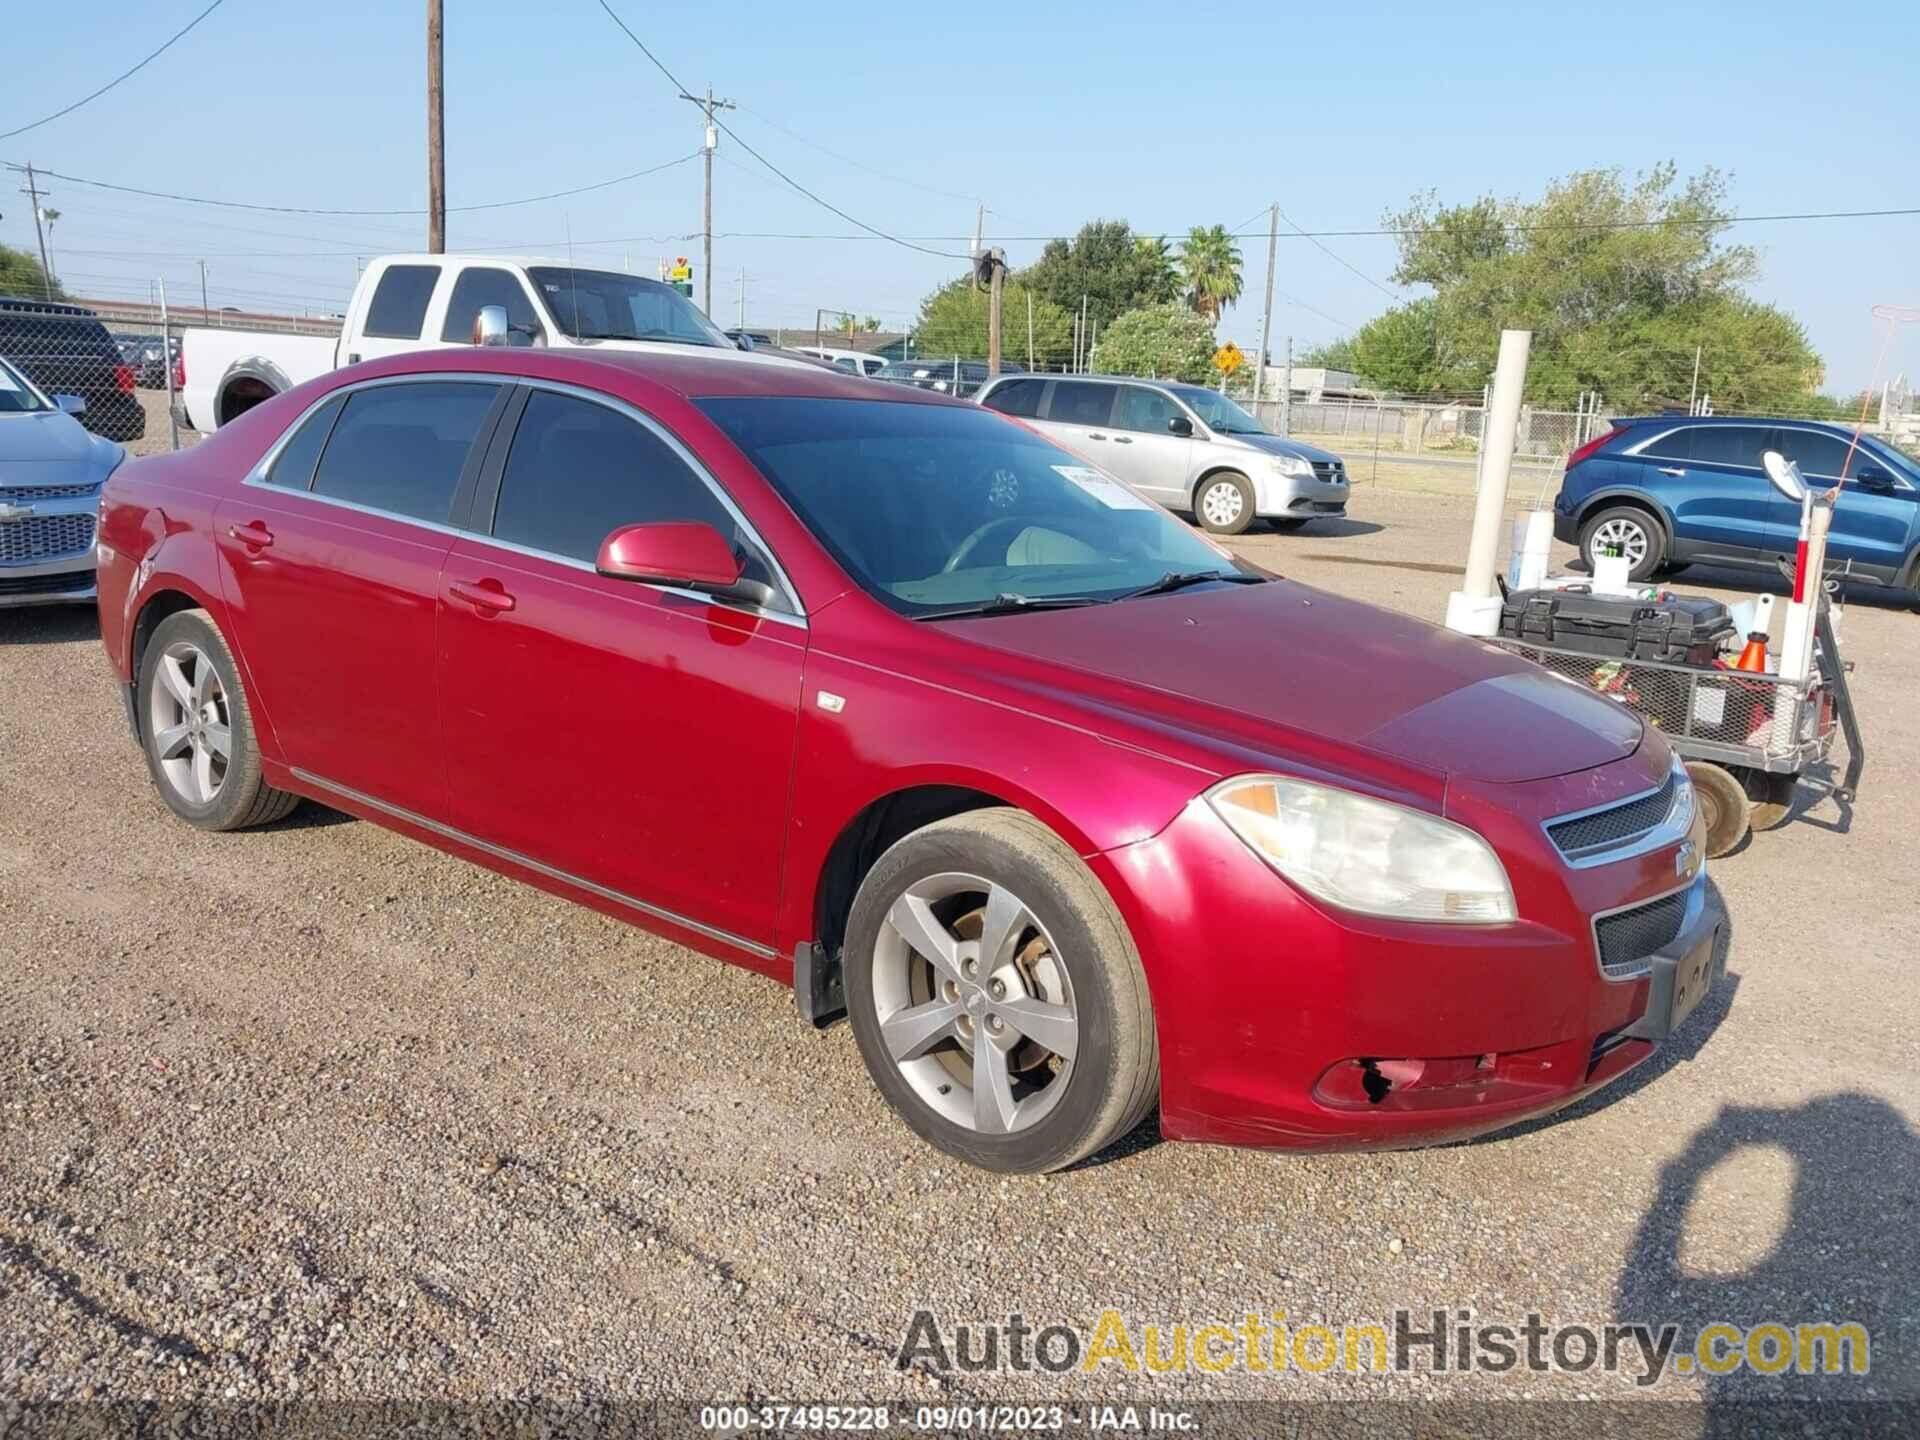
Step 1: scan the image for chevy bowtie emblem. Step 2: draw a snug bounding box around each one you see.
[1675,840,1699,879]
[0,501,38,522]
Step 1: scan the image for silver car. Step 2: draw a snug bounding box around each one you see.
[0,354,122,607]
[977,373,1349,535]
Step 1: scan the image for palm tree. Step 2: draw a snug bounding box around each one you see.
[1179,225,1243,324]
[1132,236,1178,303]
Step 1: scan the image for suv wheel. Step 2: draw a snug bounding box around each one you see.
[843,809,1159,1173]
[1195,473,1255,536]
[138,608,300,831]
[1579,506,1666,582]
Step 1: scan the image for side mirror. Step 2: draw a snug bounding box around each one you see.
[1167,415,1193,437]
[53,394,87,416]
[473,305,510,347]
[1855,466,1894,492]
[733,332,756,351]
[596,521,743,592]
[1762,450,1808,503]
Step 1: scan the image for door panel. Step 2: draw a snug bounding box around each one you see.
[436,387,805,949]
[1104,386,1195,503]
[1632,425,1784,557]
[1038,379,1119,471]
[1769,428,1917,578]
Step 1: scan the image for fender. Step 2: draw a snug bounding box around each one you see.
[214,355,299,425]
[1570,485,1675,539]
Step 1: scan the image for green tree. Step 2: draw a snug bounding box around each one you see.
[1367,165,1823,406]
[1296,337,1358,371]
[913,274,1073,364]
[1022,220,1180,333]
[0,242,63,300]
[1089,303,1217,383]
[1178,225,1243,324]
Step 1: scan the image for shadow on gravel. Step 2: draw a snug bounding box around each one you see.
[0,606,98,647]
[1298,553,1464,576]
[262,801,358,832]
[1275,517,1386,539]
[1615,1092,1920,1409]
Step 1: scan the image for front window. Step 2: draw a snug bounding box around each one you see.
[1166,385,1267,435]
[526,267,731,347]
[697,397,1253,617]
[0,356,52,414]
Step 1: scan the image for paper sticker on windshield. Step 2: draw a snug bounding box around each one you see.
[1053,464,1151,510]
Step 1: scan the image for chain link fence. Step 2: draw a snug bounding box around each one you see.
[0,293,191,457]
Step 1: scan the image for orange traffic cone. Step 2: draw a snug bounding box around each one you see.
[1734,631,1770,672]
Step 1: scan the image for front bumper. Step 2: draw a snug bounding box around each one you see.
[0,499,101,608]
[1256,469,1349,518]
[1089,787,1728,1151]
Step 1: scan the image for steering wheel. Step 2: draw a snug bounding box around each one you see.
[944,515,1038,573]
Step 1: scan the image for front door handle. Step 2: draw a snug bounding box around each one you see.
[226,521,274,548]
[1086,431,1108,441]
[447,578,516,614]
[1657,466,1686,477]
[1111,435,1133,444]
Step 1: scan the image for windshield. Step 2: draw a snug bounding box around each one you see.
[526,267,732,347]
[1167,385,1268,435]
[697,397,1251,616]
[0,357,51,415]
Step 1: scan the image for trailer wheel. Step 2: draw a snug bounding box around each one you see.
[1687,761,1751,857]
[1742,769,1797,832]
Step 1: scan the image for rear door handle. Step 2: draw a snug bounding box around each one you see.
[226,522,274,548]
[1111,435,1133,444]
[1087,431,1108,441]
[447,578,516,613]
[1657,466,1686,477]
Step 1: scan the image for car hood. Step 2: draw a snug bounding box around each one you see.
[1216,431,1342,464]
[946,579,1643,784]
[0,411,123,482]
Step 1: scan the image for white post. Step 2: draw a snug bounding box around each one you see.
[159,279,179,451]
[1446,329,1532,636]
[1770,488,1836,751]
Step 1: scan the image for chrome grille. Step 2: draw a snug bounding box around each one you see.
[0,482,101,503]
[1311,461,1346,483]
[0,514,95,564]
[0,570,94,597]
[1548,774,1678,859]
[1593,892,1686,978]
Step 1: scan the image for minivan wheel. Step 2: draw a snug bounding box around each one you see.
[137,608,300,831]
[1579,506,1666,582]
[843,809,1159,1173]
[1195,473,1256,535]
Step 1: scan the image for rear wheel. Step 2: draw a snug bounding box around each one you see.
[1580,506,1666,582]
[1742,768,1797,832]
[843,809,1158,1173]
[1195,472,1256,536]
[138,609,299,831]
[1687,761,1750,858]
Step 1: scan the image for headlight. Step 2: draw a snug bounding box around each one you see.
[1269,455,1313,478]
[1667,751,1695,836]
[1206,775,1517,924]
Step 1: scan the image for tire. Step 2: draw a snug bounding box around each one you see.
[1579,505,1665,582]
[843,808,1159,1173]
[1194,472,1256,536]
[1267,517,1310,533]
[137,608,300,831]
[1687,761,1750,858]
[1742,769,1796,833]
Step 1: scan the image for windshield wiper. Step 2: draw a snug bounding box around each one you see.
[574,330,716,346]
[915,592,1109,621]
[1118,569,1265,601]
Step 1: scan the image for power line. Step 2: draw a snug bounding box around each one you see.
[1275,204,1400,299]
[0,151,701,218]
[733,104,983,206]
[0,0,226,141]
[593,0,967,260]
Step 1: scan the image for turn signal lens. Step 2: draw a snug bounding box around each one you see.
[1206,776,1517,924]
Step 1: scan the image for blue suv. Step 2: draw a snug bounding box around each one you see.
[1553,415,1920,593]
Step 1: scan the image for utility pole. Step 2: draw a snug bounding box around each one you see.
[199,260,210,322]
[1026,291,1035,371]
[1078,293,1088,373]
[1282,336,1294,436]
[980,248,1006,377]
[679,84,736,315]
[1255,202,1278,407]
[426,0,445,252]
[735,266,748,330]
[1688,344,1703,415]
[20,164,54,297]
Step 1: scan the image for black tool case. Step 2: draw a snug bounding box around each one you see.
[1498,588,1735,664]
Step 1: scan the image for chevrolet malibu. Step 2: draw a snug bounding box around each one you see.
[96,347,1726,1173]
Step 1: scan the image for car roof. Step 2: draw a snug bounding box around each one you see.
[342,345,969,405]
[1616,413,1858,435]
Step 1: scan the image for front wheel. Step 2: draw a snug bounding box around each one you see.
[1194,472,1256,536]
[138,608,300,831]
[843,809,1159,1173]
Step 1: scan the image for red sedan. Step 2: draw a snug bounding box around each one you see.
[96,347,1725,1173]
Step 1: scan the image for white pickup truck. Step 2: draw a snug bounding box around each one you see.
[178,253,808,431]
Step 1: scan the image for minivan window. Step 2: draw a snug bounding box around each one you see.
[264,394,346,489]
[310,382,497,522]
[362,265,442,340]
[1114,386,1181,434]
[980,378,1044,418]
[1046,381,1115,427]
[491,391,781,597]
[439,267,543,345]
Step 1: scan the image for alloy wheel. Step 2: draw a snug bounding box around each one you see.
[148,641,231,806]
[1590,516,1649,568]
[871,871,1078,1136]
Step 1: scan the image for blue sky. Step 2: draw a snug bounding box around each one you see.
[3,0,1914,393]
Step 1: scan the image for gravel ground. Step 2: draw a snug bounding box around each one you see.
[1,467,1915,1420]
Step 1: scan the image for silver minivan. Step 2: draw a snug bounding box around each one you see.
[976,374,1349,535]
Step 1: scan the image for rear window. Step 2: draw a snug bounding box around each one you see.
[265,394,346,489]
[310,381,498,522]
[1045,381,1115,426]
[362,264,441,340]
